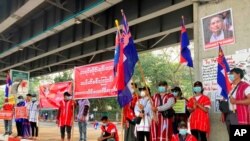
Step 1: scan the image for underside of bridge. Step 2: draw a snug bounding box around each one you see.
[0,0,194,83]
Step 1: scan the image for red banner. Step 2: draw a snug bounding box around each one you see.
[39,81,72,109]
[0,110,13,120]
[74,60,117,99]
[15,107,28,119]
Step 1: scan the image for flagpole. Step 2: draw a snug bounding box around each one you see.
[115,19,125,141]
[71,73,76,141]
[181,16,194,89]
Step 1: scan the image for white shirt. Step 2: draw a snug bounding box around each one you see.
[229,86,250,111]
[210,30,225,42]
[29,101,39,122]
[134,97,152,132]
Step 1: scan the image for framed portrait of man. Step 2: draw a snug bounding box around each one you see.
[201,9,235,50]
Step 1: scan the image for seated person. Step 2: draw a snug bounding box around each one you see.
[98,116,119,141]
[171,121,197,141]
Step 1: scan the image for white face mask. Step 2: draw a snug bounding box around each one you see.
[140,91,146,97]
[131,89,135,94]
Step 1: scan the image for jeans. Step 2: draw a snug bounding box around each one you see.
[60,126,72,139]
[4,120,12,134]
[78,121,87,141]
[30,122,39,137]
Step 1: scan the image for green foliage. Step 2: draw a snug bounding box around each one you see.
[0,89,4,108]
[133,51,194,98]
[54,70,73,83]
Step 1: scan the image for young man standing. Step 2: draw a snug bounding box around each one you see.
[2,98,14,136]
[57,92,75,141]
[98,116,119,141]
[228,68,250,125]
[77,99,90,141]
[29,94,39,140]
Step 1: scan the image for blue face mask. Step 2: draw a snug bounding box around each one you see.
[172,92,178,97]
[229,74,235,81]
[158,86,166,93]
[193,86,202,93]
[179,129,187,135]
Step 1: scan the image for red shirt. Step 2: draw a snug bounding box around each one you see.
[3,103,14,111]
[171,134,197,141]
[187,95,211,132]
[57,100,74,127]
[100,122,119,141]
[123,94,138,123]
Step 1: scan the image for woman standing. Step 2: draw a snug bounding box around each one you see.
[171,86,190,134]
[134,86,152,141]
[15,96,26,138]
[187,81,211,141]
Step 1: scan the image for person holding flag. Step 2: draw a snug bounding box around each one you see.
[151,81,176,141]
[123,83,139,141]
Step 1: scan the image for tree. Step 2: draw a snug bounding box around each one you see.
[133,50,194,98]
[0,88,4,108]
[54,70,73,83]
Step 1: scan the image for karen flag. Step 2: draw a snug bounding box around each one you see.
[180,18,193,67]
[217,45,231,99]
[115,10,139,107]
[5,72,12,98]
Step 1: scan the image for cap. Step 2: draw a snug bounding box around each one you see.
[171,86,181,92]
[26,93,32,97]
[17,95,24,99]
[194,81,203,87]
[139,86,151,95]
[101,116,108,121]
[32,94,37,97]
[158,81,168,86]
[64,92,71,96]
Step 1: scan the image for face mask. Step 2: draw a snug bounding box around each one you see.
[158,86,166,93]
[67,96,72,100]
[17,99,24,103]
[32,98,37,101]
[140,91,146,97]
[193,86,202,93]
[102,123,107,126]
[173,92,178,97]
[179,129,187,135]
[229,74,235,81]
[131,89,135,94]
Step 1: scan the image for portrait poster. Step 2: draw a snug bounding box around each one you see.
[201,9,235,50]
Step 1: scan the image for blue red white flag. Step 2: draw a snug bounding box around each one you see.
[5,72,12,98]
[115,10,139,107]
[180,18,193,67]
[217,45,231,99]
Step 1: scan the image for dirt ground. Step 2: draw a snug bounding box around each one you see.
[0,121,123,141]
